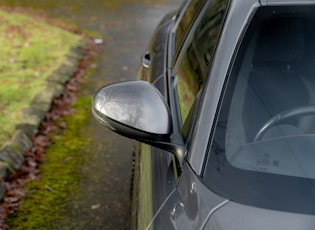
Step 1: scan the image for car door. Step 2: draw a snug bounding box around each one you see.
[134,1,208,228]
[144,0,229,229]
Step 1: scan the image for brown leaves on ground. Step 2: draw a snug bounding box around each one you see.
[0,37,97,229]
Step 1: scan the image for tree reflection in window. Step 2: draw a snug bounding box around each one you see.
[176,0,228,125]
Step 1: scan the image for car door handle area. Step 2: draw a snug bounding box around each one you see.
[142,51,151,68]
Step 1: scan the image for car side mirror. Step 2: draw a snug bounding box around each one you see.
[92,80,186,166]
[92,80,173,140]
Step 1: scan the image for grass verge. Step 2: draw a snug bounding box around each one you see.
[0,9,81,144]
[5,95,92,229]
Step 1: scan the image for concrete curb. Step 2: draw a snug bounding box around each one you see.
[0,38,89,199]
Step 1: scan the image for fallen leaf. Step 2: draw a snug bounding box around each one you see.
[44,185,53,192]
[91,204,101,210]
[64,156,72,162]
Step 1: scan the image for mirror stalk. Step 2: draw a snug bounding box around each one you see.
[140,134,185,167]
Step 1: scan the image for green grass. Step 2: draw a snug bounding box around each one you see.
[6,96,92,229]
[0,9,81,144]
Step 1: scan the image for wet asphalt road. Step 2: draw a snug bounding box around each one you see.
[63,2,181,229]
[53,1,181,229]
[7,0,181,229]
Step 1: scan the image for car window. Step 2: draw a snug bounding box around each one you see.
[174,0,207,58]
[174,0,228,131]
[204,6,315,215]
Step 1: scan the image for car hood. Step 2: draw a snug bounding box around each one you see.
[204,201,315,230]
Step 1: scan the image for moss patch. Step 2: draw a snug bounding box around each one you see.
[5,96,92,229]
[0,9,81,144]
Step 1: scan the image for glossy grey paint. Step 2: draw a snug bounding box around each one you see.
[92,81,172,136]
[260,0,315,5]
[147,164,228,230]
[204,201,315,230]
[138,9,184,223]
[140,11,177,96]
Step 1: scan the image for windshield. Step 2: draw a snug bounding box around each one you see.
[204,6,315,214]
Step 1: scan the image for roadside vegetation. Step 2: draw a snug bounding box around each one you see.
[0,9,81,144]
[0,8,97,228]
[6,95,92,229]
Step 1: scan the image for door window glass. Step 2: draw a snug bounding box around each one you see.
[174,0,207,55]
[175,0,228,127]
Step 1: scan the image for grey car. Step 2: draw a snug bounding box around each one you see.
[92,0,315,229]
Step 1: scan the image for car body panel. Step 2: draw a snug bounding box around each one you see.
[139,10,177,96]
[205,202,315,230]
[147,164,227,230]
[136,1,225,227]
[260,0,315,6]
[135,8,179,230]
